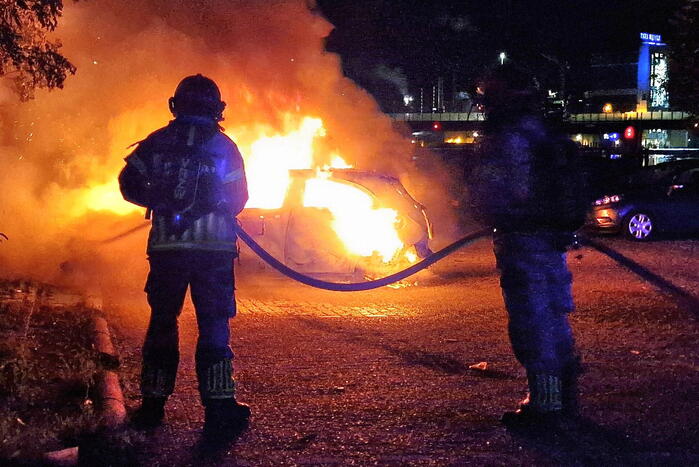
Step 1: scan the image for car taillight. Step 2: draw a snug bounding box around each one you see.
[593,194,622,206]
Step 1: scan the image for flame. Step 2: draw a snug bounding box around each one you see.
[240,115,404,263]
[445,136,474,144]
[233,115,406,262]
[239,116,324,209]
[386,281,417,289]
[325,154,352,170]
[303,175,403,262]
[79,180,140,216]
[404,249,418,263]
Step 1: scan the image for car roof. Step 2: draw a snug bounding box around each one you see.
[626,159,699,186]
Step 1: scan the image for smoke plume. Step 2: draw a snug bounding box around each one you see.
[374,64,409,97]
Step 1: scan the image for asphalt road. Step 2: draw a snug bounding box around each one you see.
[109,236,699,466]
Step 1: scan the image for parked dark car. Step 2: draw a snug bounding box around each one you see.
[587,159,699,240]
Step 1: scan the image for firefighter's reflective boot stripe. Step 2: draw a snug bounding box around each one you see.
[199,359,236,400]
[501,373,567,428]
[141,364,177,398]
[528,373,563,412]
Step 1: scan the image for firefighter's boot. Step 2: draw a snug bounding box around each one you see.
[133,361,176,429]
[203,398,251,439]
[131,397,167,429]
[501,373,564,429]
[198,359,251,439]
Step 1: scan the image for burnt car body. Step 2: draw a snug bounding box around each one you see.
[239,169,432,277]
[587,159,699,240]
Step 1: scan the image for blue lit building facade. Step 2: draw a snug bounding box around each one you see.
[570,32,696,155]
[638,33,669,111]
[576,33,670,114]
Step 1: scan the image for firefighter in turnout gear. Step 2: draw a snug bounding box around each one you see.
[119,74,250,437]
[469,64,588,428]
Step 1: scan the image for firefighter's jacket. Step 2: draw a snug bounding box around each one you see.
[468,115,586,234]
[119,116,248,254]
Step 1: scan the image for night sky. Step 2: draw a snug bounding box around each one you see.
[316,0,683,108]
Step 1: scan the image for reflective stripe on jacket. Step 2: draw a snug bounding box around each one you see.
[148,211,237,253]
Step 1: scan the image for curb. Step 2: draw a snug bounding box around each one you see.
[91,316,127,429]
[44,315,127,465]
[44,447,79,466]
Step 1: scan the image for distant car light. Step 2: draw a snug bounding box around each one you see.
[594,194,622,206]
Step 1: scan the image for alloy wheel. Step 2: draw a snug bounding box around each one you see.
[627,213,653,240]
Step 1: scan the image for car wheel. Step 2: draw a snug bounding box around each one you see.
[624,212,654,241]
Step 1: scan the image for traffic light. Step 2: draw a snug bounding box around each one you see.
[624,126,636,140]
[432,121,442,131]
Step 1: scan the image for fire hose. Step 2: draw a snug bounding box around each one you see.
[245,226,698,310]
[101,221,492,291]
[578,236,699,315]
[101,222,698,311]
[234,223,492,291]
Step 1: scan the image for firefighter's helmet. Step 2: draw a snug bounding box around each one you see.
[168,74,226,121]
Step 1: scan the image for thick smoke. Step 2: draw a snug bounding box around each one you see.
[0,0,458,299]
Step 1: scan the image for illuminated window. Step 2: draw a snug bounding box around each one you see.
[642,129,668,148]
[650,52,669,109]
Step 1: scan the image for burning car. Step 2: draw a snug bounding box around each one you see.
[239,168,432,279]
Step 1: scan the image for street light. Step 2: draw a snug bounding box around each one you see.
[499,52,506,65]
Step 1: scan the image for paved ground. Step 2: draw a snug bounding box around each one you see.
[106,236,699,466]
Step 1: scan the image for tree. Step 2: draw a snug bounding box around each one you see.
[667,0,699,115]
[0,0,76,100]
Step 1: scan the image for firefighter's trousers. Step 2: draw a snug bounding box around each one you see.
[493,231,577,375]
[141,250,237,401]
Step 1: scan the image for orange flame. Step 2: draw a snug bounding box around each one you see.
[238,116,324,209]
[79,180,140,216]
[303,174,403,262]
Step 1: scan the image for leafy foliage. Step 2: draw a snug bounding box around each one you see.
[0,0,77,100]
[667,0,699,115]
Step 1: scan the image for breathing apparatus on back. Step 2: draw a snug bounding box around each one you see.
[148,75,229,233]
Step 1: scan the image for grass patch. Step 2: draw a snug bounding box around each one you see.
[0,280,99,463]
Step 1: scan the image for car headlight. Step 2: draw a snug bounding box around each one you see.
[593,194,622,206]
